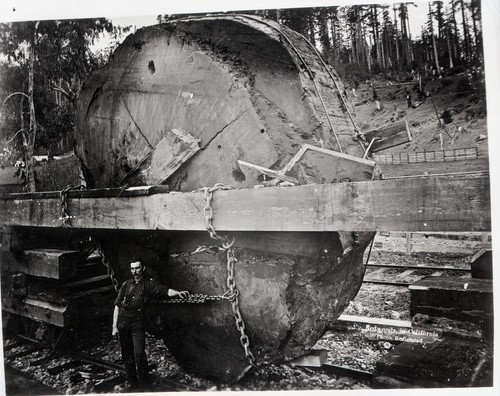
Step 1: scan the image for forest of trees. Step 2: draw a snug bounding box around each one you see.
[0,1,484,191]
[237,0,483,81]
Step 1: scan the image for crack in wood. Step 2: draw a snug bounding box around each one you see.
[200,109,250,150]
[119,93,154,150]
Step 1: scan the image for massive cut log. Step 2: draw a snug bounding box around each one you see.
[75,14,377,380]
[0,14,490,382]
[75,14,365,190]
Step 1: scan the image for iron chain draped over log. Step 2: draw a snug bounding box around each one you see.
[94,238,120,294]
[199,184,256,367]
[59,184,84,227]
[59,184,121,294]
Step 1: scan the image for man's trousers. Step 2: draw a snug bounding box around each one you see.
[117,314,148,387]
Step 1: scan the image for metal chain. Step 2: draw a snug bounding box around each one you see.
[170,245,224,258]
[200,183,256,367]
[157,289,238,304]
[93,238,120,294]
[59,185,84,228]
[58,185,120,294]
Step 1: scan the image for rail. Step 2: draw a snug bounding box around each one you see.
[5,333,203,392]
[373,147,478,165]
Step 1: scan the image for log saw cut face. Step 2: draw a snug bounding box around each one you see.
[75,14,382,381]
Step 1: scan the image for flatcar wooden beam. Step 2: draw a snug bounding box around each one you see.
[0,172,490,232]
[0,249,79,279]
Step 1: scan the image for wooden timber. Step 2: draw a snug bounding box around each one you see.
[409,277,493,324]
[2,285,115,327]
[470,249,492,279]
[0,172,490,232]
[124,129,201,186]
[0,249,79,279]
[364,120,412,152]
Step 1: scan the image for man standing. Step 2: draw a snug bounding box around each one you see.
[112,258,189,390]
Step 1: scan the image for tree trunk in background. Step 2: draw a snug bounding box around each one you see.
[27,34,37,192]
[447,27,455,68]
[318,8,331,55]
[329,9,339,62]
[432,33,441,75]
[460,0,471,62]
[451,2,460,62]
[393,5,400,70]
[470,0,481,61]
[429,3,441,76]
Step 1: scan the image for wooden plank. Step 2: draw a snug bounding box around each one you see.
[47,360,83,375]
[1,249,79,279]
[0,185,170,201]
[470,249,492,279]
[237,160,299,184]
[397,270,416,278]
[405,232,412,255]
[337,314,412,329]
[126,129,201,185]
[0,173,490,232]
[289,349,328,367]
[409,277,493,323]
[367,263,470,272]
[282,144,376,184]
[364,120,412,152]
[2,297,71,327]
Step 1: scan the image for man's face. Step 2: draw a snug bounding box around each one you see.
[130,261,144,280]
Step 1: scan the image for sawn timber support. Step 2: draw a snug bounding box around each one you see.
[0,171,490,233]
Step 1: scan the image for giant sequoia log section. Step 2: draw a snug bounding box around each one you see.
[74,15,376,380]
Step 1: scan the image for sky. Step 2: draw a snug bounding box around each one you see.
[0,1,447,39]
[84,1,438,54]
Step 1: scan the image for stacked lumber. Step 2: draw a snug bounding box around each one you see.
[1,231,114,328]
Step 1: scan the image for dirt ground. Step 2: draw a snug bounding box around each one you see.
[352,75,488,155]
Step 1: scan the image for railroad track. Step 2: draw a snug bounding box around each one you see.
[361,261,470,287]
[3,333,203,393]
[4,331,377,391]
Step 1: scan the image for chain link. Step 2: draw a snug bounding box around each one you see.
[58,185,120,294]
[201,184,256,367]
[157,289,238,304]
[59,185,84,228]
[93,238,120,294]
